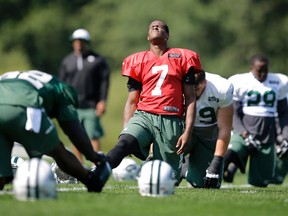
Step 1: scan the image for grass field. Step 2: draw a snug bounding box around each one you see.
[2,73,288,215]
[1,172,288,216]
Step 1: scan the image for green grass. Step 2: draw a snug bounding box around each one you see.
[3,73,288,215]
[1,173,288,216]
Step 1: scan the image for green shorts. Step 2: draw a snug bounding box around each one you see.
[186,132,223,188]
[0,105,59,177]
[229,134,275,187]
[78,108,104,139]
[270,154,288,184]
[121,110,184,179]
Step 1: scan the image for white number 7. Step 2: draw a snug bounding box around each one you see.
[151,65,168,96]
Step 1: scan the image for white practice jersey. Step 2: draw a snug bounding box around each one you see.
[194,72,234,127]
[229,72,288,117]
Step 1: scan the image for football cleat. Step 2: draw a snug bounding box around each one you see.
[51,162,78,184]
[87,161,111,192]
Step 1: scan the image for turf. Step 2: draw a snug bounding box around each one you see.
[2,73,288,215]
[1,174,288,216]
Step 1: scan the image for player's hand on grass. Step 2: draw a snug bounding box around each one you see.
[203,156,223,189]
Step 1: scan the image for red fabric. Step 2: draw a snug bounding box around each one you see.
[122,48,202,117]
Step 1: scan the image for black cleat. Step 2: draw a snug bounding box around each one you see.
[87,161,111,192]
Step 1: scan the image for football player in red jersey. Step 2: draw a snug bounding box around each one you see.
[107,20,202,182]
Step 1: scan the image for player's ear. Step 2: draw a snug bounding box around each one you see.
[165,33,169,41]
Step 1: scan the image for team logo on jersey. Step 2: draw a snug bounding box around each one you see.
[208,96,219,102]
[164,106,179,112]
[269,80,279,85]
[168,53,181,58]
[87,55,96,62]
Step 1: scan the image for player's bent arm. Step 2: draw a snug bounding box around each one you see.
[214,104,233,157]
[96,100,106,116]
[183,83,196,134]
[123,90,140,127]
[176,83,196,155]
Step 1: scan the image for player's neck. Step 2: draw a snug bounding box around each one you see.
[150,44,168,57]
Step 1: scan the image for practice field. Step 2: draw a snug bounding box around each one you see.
[1,174,288,216]
[2,73,288,215]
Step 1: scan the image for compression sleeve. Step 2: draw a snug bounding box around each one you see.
[127,77,142,92]
[182,67,196,85]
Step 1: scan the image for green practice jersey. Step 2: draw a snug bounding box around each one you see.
[0,70,78,122]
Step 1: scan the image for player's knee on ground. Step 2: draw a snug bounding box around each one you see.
[269,175,285,185]
[248,178,269,187]
[107,134,145,168]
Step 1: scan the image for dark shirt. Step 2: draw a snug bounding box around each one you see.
[59,50,110,108]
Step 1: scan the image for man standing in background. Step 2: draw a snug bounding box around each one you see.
[59,28,110,165]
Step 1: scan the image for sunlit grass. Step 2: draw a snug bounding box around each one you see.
[2,176,288,216]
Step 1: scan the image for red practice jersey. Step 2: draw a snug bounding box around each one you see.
[122,48,202,117]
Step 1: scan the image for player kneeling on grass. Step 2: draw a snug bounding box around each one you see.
[0,70,111,193]
[223,54,288,187]
[180,70,233,188]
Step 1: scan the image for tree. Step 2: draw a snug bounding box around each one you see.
[0,0,287,76]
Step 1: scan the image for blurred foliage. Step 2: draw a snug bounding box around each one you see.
[1,0,288,152]
[0,0,287,77]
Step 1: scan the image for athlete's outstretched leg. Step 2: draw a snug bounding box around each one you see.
[107,134,145,168]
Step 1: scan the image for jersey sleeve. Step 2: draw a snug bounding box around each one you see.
[277,73,288,100]
[53,85,79,122]
[219,82,234,108]
[122,54,140,82]
[57,101,79,122]
[184,50,202,74]
[228,74,242,102]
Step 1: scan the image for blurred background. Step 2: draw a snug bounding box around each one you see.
[1,0,287,153]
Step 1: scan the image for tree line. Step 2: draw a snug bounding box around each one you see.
[0,0,287,78]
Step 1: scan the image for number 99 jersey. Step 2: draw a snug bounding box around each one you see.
[194,72,233,127]
[229,72,288,117]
